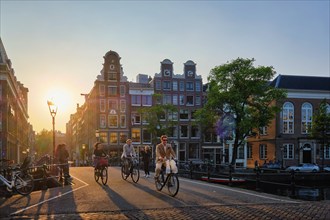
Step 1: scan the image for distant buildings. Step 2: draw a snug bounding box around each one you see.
[0,38,34,163]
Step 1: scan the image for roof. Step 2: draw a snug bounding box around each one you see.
[270,74,330,91]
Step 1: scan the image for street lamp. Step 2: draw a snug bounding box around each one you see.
[47,100,57,157]
[280,146,284,169]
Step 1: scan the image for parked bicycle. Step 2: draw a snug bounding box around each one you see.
[93,156,109,185]
[0,157,34,195]
[121,156,139,183]
[155,160,179,197]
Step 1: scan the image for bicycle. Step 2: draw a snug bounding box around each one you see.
[93,156,108,185]
[155,160,179,197]
[121,156,140,183]
[0,157,34,196]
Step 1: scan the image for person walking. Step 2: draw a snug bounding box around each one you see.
[142,145,151,178]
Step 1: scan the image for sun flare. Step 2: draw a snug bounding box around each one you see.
[45,88,73,114]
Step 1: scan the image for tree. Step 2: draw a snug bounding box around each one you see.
[35,129,53,156]
[205,58,287,166]
[138,94,177,146]
[309,99,330,170]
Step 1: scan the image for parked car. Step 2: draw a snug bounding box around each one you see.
[323,166,330,172]
[285,163,320,172]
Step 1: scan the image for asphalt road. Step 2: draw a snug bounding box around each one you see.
[1,167,329,219]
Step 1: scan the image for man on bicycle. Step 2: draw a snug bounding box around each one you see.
[154,135,178,181]
[121,139,136,174]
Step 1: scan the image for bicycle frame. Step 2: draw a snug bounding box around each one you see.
[0,174,14,189]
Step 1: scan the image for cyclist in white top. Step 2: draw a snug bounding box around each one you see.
[121,139,136,174]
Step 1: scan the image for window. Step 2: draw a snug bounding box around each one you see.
[142,95,152,106]
[100,99,106,112]
[172,95,178,105]
[301,102,312,134]
[120,100,126,113]
[259,144,267,159]
[179,81,184,91]
[131,113,141,124]
[180,125,188,138]
[169,126,178,138]
[109,132,118,144]
[191,125,200,138]
[131,95,141,106]
[195,81,201,92]
[99,132,108,144]
[186,82,194,91]
[155,80,161,90]
[195,96,201,106]
[179,109,189,120]
[120,133,128,144]
[237,146,244,159]
[173,81,178,91]
[179,95,184,105]
[99,85,105,96]
[326,104,330,114]
[108,86,117,96]
[108,115,118,127]
[259,126,268,135]
[163,81,171,90]
[283,143,294,159]
[186,95,194,106]
[120,85,125,97]
[108,72,117,81]
[100,115,106,128]
[168,111,178,121]
[108,99,118,110]
[120,115,126,128]
[282,102,294,134]
[131,128,140,143]
[142,129,151,143]
[247,144,252,159]
[163,95,171,104]
[325,145,330,159]
[188,143,199,159]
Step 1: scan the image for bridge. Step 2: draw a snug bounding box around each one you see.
[1,167,329,219]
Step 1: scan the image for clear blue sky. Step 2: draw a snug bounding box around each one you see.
[1,0,329,133]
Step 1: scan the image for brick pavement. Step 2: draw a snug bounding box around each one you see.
[7,201,330,220]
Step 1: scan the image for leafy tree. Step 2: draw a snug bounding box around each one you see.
[309,99,330,169]
[35,129,53,157]
[138,94,177,146]
[205,58,287,167]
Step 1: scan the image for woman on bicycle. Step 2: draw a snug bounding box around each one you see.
[93,142,107,169]
[154,135,177,181]
[121,139,136,174]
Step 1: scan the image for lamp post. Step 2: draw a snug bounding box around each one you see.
[47,100,57,157]
[280,146,284,169]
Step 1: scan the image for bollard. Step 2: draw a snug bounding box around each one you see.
[189,161,193,179]
[290,169,296,198]
[229,164,233,186]
[255,166,261,191]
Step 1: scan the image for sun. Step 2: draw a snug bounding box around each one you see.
[45,87,73,114]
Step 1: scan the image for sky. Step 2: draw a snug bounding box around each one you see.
[0,0,329,133]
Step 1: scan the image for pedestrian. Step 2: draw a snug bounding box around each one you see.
[55,143,70,181]
[142,145,151,178]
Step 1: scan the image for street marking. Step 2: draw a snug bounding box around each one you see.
[10,175,89,216]
[180,178,301,204]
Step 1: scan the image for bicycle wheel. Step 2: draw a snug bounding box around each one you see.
[155,172,164,191]
[167,174,179,197]
[101,166,108,185]
[94,168,100,182]
[131,165,140,183]
[15,172,34,195]
[121,165,129,180]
